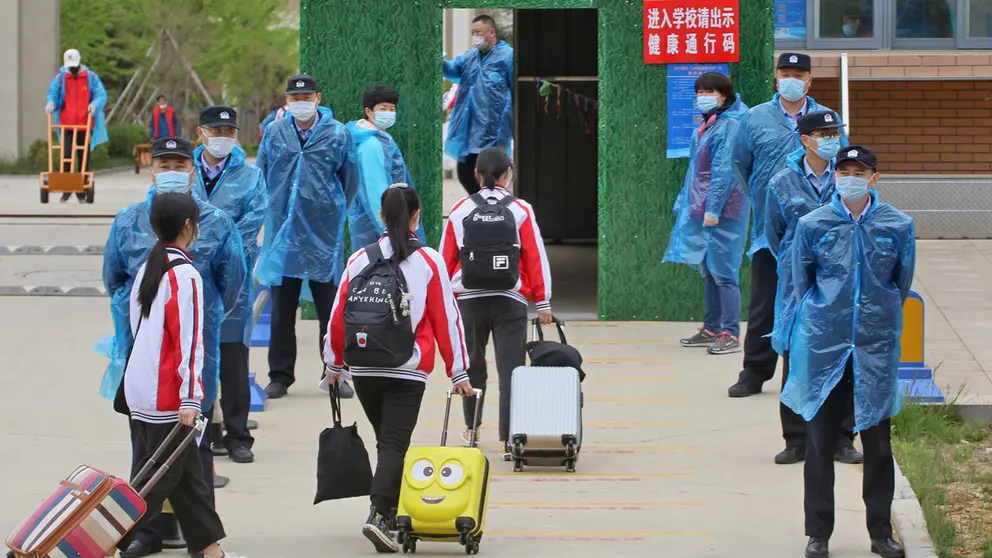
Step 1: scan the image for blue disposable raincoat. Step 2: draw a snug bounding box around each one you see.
[346,121,426,252]
[192,145,268,346]
[733,95,847,258]
[255,107,361,287]
[99,188,247,410]
[782,191,916,432]
[46,65,109,149]
[443,41,514,161]
[764,148,837,355]
[663,96,751,284]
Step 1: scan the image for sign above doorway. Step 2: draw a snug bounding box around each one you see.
[643,0,741,64]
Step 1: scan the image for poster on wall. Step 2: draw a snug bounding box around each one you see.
[666,63,730,159]
[775,0,807,39]
[644,0,741,64]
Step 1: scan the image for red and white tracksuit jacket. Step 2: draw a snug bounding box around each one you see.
[125,247,205,424]
[322,237,470,385]
[440,187,553,310]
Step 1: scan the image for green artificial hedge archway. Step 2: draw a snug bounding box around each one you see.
[300,0,774,321]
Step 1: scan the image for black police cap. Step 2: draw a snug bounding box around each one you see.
[797,110,844,136]
[199,106,239,129]
[286,74,318,94]
[835,145,878,171]
[777,52,812,72]
[151,137,194,159]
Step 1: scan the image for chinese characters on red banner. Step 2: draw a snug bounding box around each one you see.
[644,1,741,64]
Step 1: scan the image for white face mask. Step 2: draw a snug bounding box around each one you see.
[154,170,192,193]
[159,104,167,110]
[204,136,236,158]
[289,100,317,121]
[472,36,486,49]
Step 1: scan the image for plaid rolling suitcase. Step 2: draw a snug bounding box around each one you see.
[5,419,204,558]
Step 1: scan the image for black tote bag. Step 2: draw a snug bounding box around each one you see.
[314,382,373,504]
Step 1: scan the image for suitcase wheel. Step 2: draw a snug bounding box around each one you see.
[401,536,417,553]
[464,539,480,555]
[512,458,524,473]
[565,442,578,457]
[565,458,577,473]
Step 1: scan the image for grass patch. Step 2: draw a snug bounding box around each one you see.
[892,402,992,558]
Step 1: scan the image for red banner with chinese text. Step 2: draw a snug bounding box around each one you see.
[644,0,741,64]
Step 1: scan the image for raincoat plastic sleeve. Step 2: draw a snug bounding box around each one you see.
[792,219,817,306]
[894,222,917,303]
[423,248,470,384]
[732,112,755,189]
[705,120,742,218]
[46,74,64,109]
[764,181,788,257]
[256,135,270,179]
[339,132,361,208]
[238,172,268,260]
[103,215,128,298]
[443,56,465,83]
[212,228,247,316]
[177,273,206,410]
[89,73,108,111]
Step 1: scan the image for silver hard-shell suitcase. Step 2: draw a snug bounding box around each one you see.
[508,321,582,472]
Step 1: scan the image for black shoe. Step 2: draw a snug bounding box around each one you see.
[210,424,228,456]
[728,379,762,398]
[264,382,288,399]
[362,507,399,553]
[120,539,162,558]
[338,380,355,399]
[870,537,905,558]
[835,445,864,464]
[229,446,254,463]
[214,474,230,489]
[774,446,805,464]
[805,537,829,558]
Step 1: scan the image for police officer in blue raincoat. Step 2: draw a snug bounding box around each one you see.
[784,146,914,558]
[346,85,426,252]
[443,14,513,195]
[764,111,861,466]
[664,73,749,357]
[728,53,848,403]
[192,106,267,464]
[46,48,109,202]
[101,138,246,558]
[255,74,360,399]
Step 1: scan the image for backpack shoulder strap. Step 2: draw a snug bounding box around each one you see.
[496,194,517,208]
[165,259,190,271]
[364,241,384,263]
[469,193,488,208]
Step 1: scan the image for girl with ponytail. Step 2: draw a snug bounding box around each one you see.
[322,183,472,552]
[121,192,241,558]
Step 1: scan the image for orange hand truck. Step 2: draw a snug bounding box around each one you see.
[40,113,95,204]
[133,143,153,174]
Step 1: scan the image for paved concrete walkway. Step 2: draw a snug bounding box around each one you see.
[1,168,987,556]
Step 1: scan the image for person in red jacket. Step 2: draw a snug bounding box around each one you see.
[150,95,182,140]
[440,147,554,453]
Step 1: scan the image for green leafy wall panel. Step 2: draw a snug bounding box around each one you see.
[301,0,773,321]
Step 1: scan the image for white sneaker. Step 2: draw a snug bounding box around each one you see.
[461,429,478,447]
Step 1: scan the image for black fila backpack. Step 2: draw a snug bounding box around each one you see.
[343,242,417,368]
[459,193,521,290]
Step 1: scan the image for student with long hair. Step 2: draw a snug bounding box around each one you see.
[440,147,553,452]
[321,184,473,553]
[119,192,241,558]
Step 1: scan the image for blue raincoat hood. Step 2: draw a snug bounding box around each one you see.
[97,188,247,410]
[254,106,361,287]
[346,121,426,252]
[733,94,847,259]
[443,41,514,161]
[663,95,751,284]
[764,147,838,355]
[193,145,268,345]
[782,190,916,432]
[47,65,109,149]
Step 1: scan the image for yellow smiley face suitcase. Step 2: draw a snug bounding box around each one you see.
[395,388,490,555]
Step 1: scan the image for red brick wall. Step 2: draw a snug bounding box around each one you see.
[808,79,992,174]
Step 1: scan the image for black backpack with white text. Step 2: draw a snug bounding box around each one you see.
[459,193,520,289]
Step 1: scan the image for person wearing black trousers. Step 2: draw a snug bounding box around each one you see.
[761,110,862,466]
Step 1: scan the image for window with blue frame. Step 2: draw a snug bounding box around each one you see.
[896,0,954,38]
[819,0,876,38]
[969,0,992,38]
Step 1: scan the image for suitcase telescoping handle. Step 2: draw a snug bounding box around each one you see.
[131,416,205,498]
[531,316,566,344]
[440,388,484,448]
